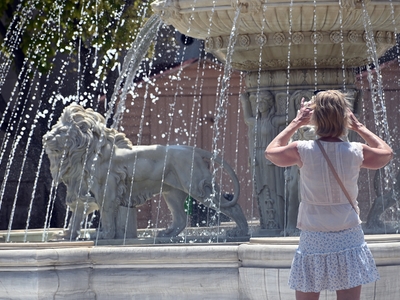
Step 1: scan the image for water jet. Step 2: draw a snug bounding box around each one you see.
[1,0,400,298]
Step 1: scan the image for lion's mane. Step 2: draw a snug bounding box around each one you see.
[44,104,133,206]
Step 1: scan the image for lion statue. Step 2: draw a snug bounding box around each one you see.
[43,103,249,240]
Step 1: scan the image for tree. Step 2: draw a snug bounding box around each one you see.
[0,0,154,231]
[0,0,151,75]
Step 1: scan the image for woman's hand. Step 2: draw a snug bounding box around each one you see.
[347,108,363,132]
[346,108,393,169]
[293,97,313,127]
[265,98,310,168]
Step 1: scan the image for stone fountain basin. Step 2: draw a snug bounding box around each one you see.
[0,235,399,299]
[152,0,399,70]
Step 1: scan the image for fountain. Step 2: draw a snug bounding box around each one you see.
[151,0,399,234]
[1,0,400,299]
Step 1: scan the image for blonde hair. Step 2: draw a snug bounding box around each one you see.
[309,90,351,138]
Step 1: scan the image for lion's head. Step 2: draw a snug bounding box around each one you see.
[43,103,133,204]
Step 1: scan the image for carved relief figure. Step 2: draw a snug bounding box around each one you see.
[281,91,318,234]
[241,90,296,229]
[43,103,249,240]
[285,124,317,235]
[365,152,398,233]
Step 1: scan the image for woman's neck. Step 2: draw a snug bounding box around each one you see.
[318,136,343,142]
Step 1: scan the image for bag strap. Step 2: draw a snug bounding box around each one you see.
[315,140,358,214]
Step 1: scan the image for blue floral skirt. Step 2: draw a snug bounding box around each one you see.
[288,225,379,293]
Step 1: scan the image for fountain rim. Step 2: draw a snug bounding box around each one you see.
[1,235,400,268]
[153,0,400,14]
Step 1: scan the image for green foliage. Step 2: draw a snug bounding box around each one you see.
[0,0,13,13]
[0,0,153,74]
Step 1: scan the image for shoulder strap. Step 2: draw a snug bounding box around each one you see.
[315,140,358,214]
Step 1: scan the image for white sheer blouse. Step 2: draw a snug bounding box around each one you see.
[296,140,363,232]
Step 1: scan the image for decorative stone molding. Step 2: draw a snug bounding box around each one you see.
[151,0,181,26]
[205,37,214,49]
[330,31,343,44]
[231,0,263,13]
[376,31,396,45]
[386,31,394,44]
[205,30,395,51]
[376,31,386,43]
[348,31,360,43]
[292,32,304,44]
[239,34,251,47]
[273,33,285,45]
[256,34,268,46]
[311,32,323,44]
[215,36,224,49]
[232,57,369,71]
[205,29,395,70]
[340,0,370,9]
[152,0,400,41]
[245,69,356,89]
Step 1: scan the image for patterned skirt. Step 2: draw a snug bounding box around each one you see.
[288,224,379,293]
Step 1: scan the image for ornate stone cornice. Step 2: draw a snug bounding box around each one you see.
[245,69,356,89]
[340,0,370,9]
[233,57,370,71]
[206,30,395,50]
[151,0,182,26]
[231,0,263,13]
[152,0,399,70]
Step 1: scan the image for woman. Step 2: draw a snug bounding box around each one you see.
[265,90,393,300]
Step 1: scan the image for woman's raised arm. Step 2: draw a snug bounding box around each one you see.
[265,98,313,167]
[347,109,393,170]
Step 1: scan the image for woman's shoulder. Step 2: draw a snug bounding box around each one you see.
[297,140,363,155]
[341,141,363,154]
[335,142,364,163]
[296,140,315,149]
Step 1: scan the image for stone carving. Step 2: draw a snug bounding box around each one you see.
[362,31,369,42]
[348,31,360,43]
[215,36,223,49]
[43,104,249,240]
[256,33,268,46]
[330,31,342,44]
[239,34,251,47]
[365,153,399,233]
[311,32,323,44]
[273,33,285,45]
[241,90,297,230]
[245,69,356,88]
[340,0,368,9]
[204,28,394,70]
[284,90,315,235]
[376,31,387,44]
[151,0,181,26]
[386,31,394,44]
[153,0,398,71]
[151,0,400,236]
[292,32,304,44]
[231,0,263,13]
